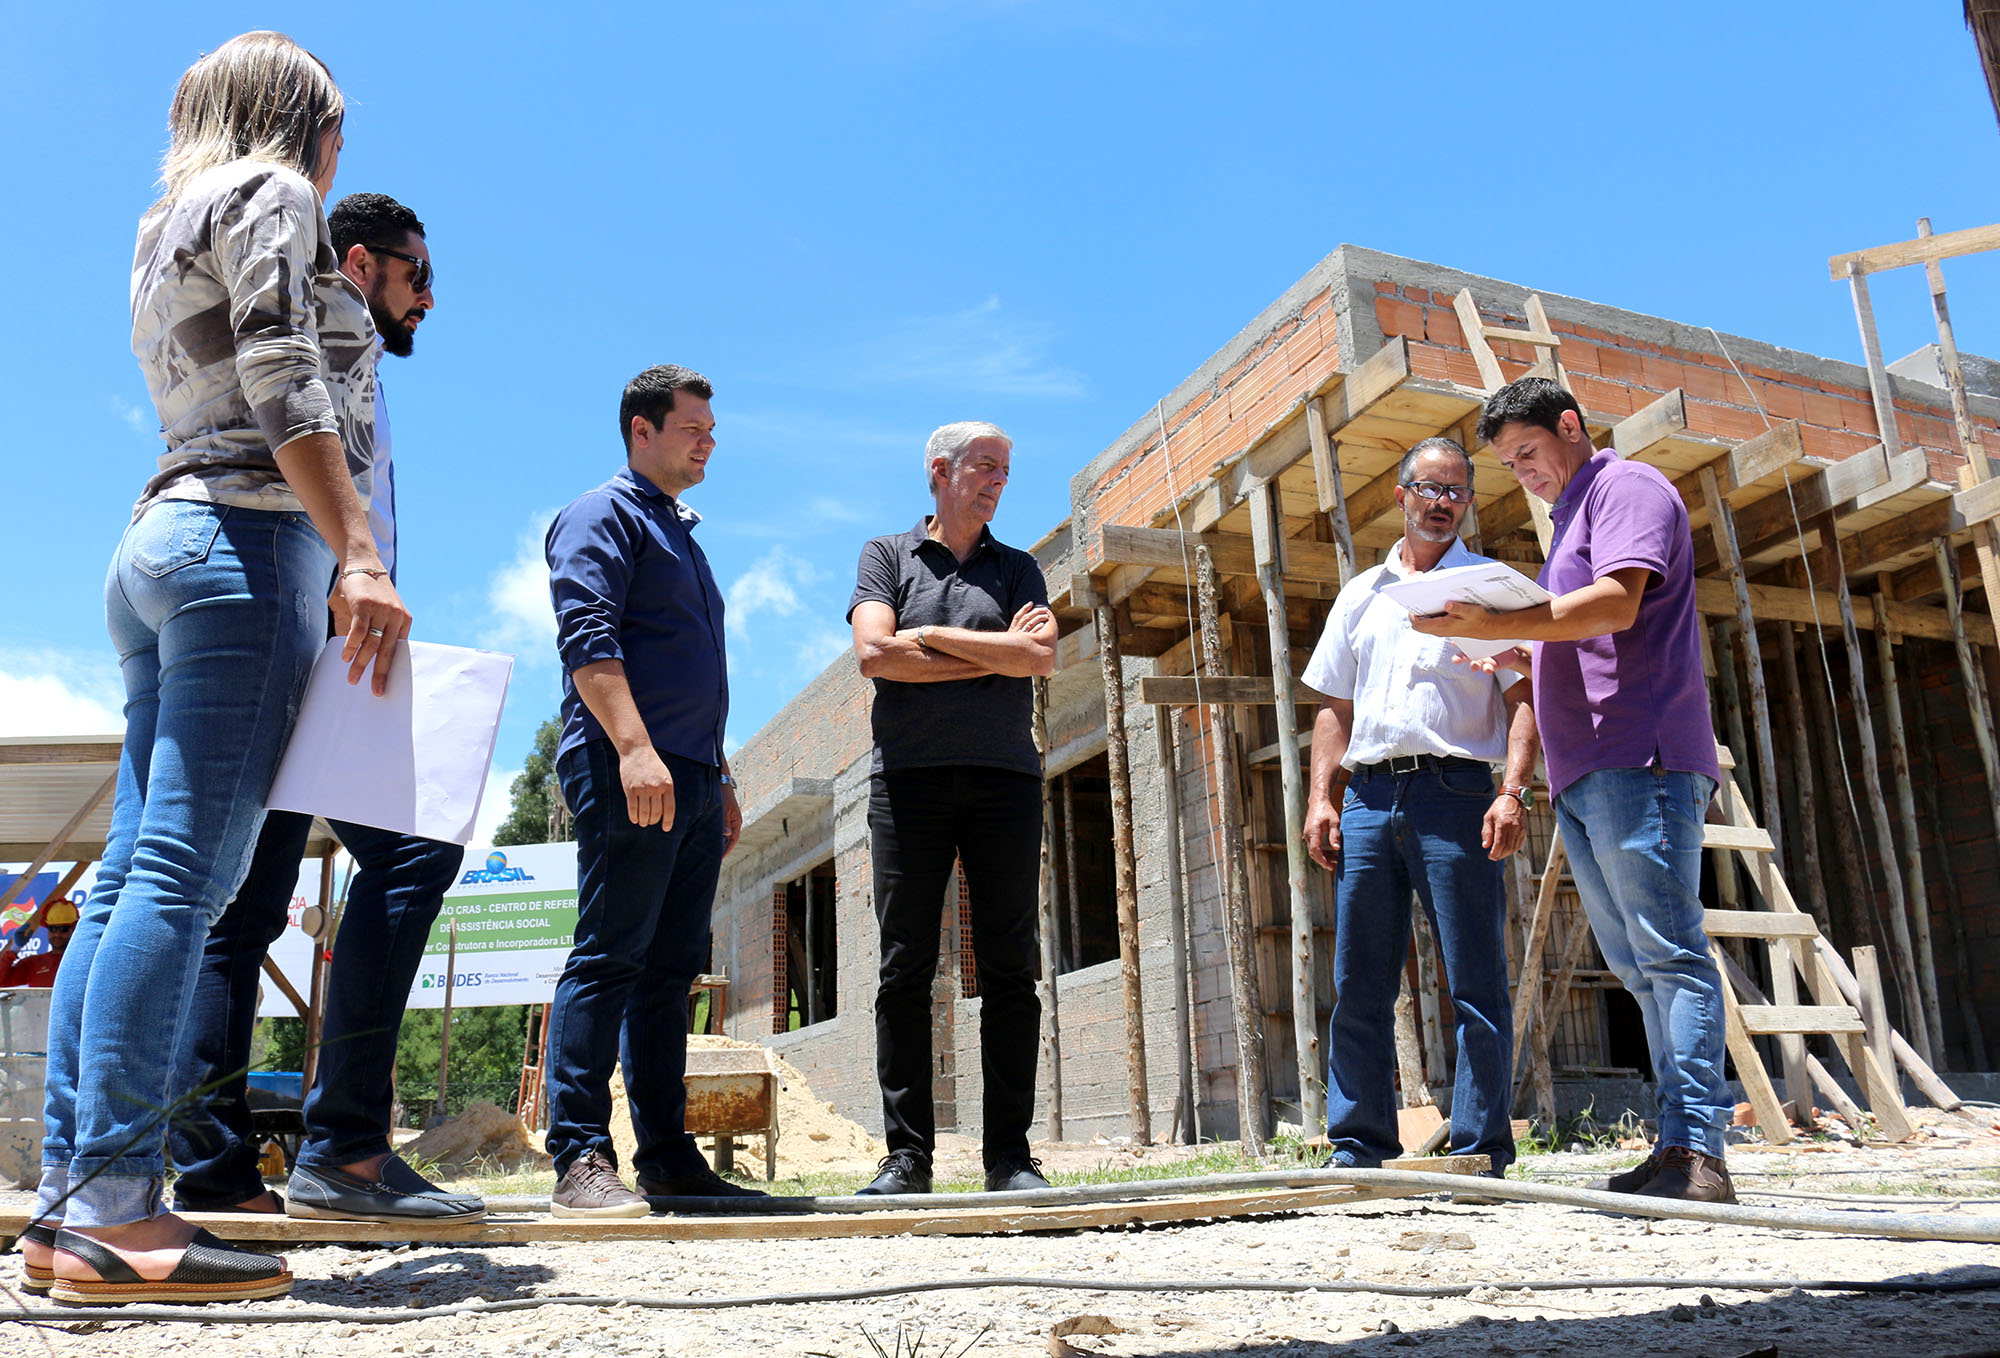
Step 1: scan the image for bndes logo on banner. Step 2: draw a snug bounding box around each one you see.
[459,850,535,886]
[420,972,484,990]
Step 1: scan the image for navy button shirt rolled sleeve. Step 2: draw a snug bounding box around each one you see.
[546,466,729,766]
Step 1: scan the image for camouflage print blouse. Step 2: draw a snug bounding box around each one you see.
[128,159,377,521]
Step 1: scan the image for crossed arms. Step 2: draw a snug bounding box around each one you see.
[850,600,1057,682]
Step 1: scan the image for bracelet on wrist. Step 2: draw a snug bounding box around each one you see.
[340,566,389,580]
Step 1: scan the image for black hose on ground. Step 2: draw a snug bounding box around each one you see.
[5,1270,2000,1326]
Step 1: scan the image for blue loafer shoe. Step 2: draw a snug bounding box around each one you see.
[285,1155,486,1222]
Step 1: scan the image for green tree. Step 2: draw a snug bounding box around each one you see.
[492,716,566,846]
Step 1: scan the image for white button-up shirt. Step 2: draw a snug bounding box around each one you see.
[1300,536,1522,768]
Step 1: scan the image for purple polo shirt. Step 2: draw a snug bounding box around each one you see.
[1533,448,1721,800]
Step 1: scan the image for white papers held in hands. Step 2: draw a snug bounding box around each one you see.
[1374,561,1550,662]
[267,639,516,846]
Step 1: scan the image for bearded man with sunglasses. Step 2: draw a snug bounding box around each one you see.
[1301,436,1537,1182]
[166,193,484,1225]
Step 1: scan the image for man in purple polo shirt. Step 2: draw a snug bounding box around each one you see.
[1413,376,1732,1204]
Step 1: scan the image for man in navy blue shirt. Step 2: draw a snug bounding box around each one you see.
[541,364,761,1217]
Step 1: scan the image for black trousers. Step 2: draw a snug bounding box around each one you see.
[868,766,1043,1165]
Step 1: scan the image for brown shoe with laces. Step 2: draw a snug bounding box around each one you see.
[1590,1144,1665,1194]
[551,1148,650,1218]
[1633,1146,1736,1204]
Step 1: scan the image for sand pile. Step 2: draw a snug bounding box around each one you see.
[403,1100,553,1174]
[608,1033,882,1179]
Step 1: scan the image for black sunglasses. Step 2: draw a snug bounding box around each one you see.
[364,244,434,293]
[1402,479,1475,504]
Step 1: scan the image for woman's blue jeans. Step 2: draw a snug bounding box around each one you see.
[1554,765,1729,1158]
[36,500,332,1228]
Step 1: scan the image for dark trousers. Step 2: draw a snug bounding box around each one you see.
[543,739,722,1180]
[868,766,1042,1166]
[168,810,464,1206]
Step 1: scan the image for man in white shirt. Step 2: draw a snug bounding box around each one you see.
[1301,437,1538,1176]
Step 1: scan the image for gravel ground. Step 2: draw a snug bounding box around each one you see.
[6,1138,2000,1357]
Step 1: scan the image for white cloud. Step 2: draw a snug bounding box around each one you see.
[487,511,557,664]
[110,396,154,439]
[863,296,1084,398]
[725,547,821,640]
[471,760,521,849]
[792,626,852,676]
[0,651,125,737]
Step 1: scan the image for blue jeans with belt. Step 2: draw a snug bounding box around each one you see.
[543,739,723,1180]
[37,500,332,1228]
[1324,757,1514,1171]
[1555,765,1728,1157]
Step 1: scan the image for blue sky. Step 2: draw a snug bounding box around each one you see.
[3,2,1997,843]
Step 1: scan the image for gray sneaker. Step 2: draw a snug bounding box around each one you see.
[551,1149,650,1219]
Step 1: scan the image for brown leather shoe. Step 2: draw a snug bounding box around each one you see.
[1590,1145,1664,1194]
[551,1149,650,1218]
[1633,1146,1736,1204]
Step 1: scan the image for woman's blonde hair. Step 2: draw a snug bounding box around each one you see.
[158,31,344,204]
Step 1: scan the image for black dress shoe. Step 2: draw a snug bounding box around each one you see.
[856,1150,932,1195]
[285,1155,486,1221]
[983,1155,1051,1192]
[637,1164,769,1199]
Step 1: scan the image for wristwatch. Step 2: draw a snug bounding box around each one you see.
[719,773,737,789]
[1500,783,1534,810]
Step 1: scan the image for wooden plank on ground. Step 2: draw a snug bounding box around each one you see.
[0,1168,1495,1248]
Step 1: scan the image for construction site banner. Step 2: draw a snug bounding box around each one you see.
[254,856,327,1019]
[405,841,578,1009]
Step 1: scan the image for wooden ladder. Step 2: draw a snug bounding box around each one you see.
[1511,743,1955,1144]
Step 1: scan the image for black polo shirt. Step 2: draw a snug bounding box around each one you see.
[847,517,1049,777]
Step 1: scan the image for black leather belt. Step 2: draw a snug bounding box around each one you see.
[1352,754,1491,780]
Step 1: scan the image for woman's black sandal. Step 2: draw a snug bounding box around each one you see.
[49,1227,292,1305]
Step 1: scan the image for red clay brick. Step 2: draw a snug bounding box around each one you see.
[1376,297,1425,341]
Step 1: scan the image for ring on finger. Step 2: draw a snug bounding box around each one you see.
[368,628,386,637]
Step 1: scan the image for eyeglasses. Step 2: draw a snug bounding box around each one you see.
[364,244,434,293]
[1402,480,1475,504]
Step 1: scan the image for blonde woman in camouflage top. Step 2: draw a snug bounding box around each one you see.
[24,32,409,1307]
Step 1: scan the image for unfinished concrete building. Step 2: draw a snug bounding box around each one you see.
[708,241,2000,1147]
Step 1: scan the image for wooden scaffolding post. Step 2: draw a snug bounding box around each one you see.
[1249,483,1323,1135]
[1032,679,1065,1142]
[301,843,337,1094]
[1155,711,1199,1144]
[1906,637,1992,1069]
[1808,509,1930,1062]
[1934,539,2000,849]
[1802,631,1875,949]
[1917,217,2000,608]
[1871,583,1946,1061]
[1700,466,1783,866]
[1304,396,1357,584]
[1060,773,1082,972]
[1196,545,1269,1152]
[1772,624,1832,923]
[1091,599,1152,1145]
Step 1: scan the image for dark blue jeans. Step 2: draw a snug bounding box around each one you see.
[1324,760,1515,1171]
[167,810,464,1206]
[544,740,723,1180]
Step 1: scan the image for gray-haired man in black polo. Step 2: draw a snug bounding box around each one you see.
[847,421,1057,1195]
